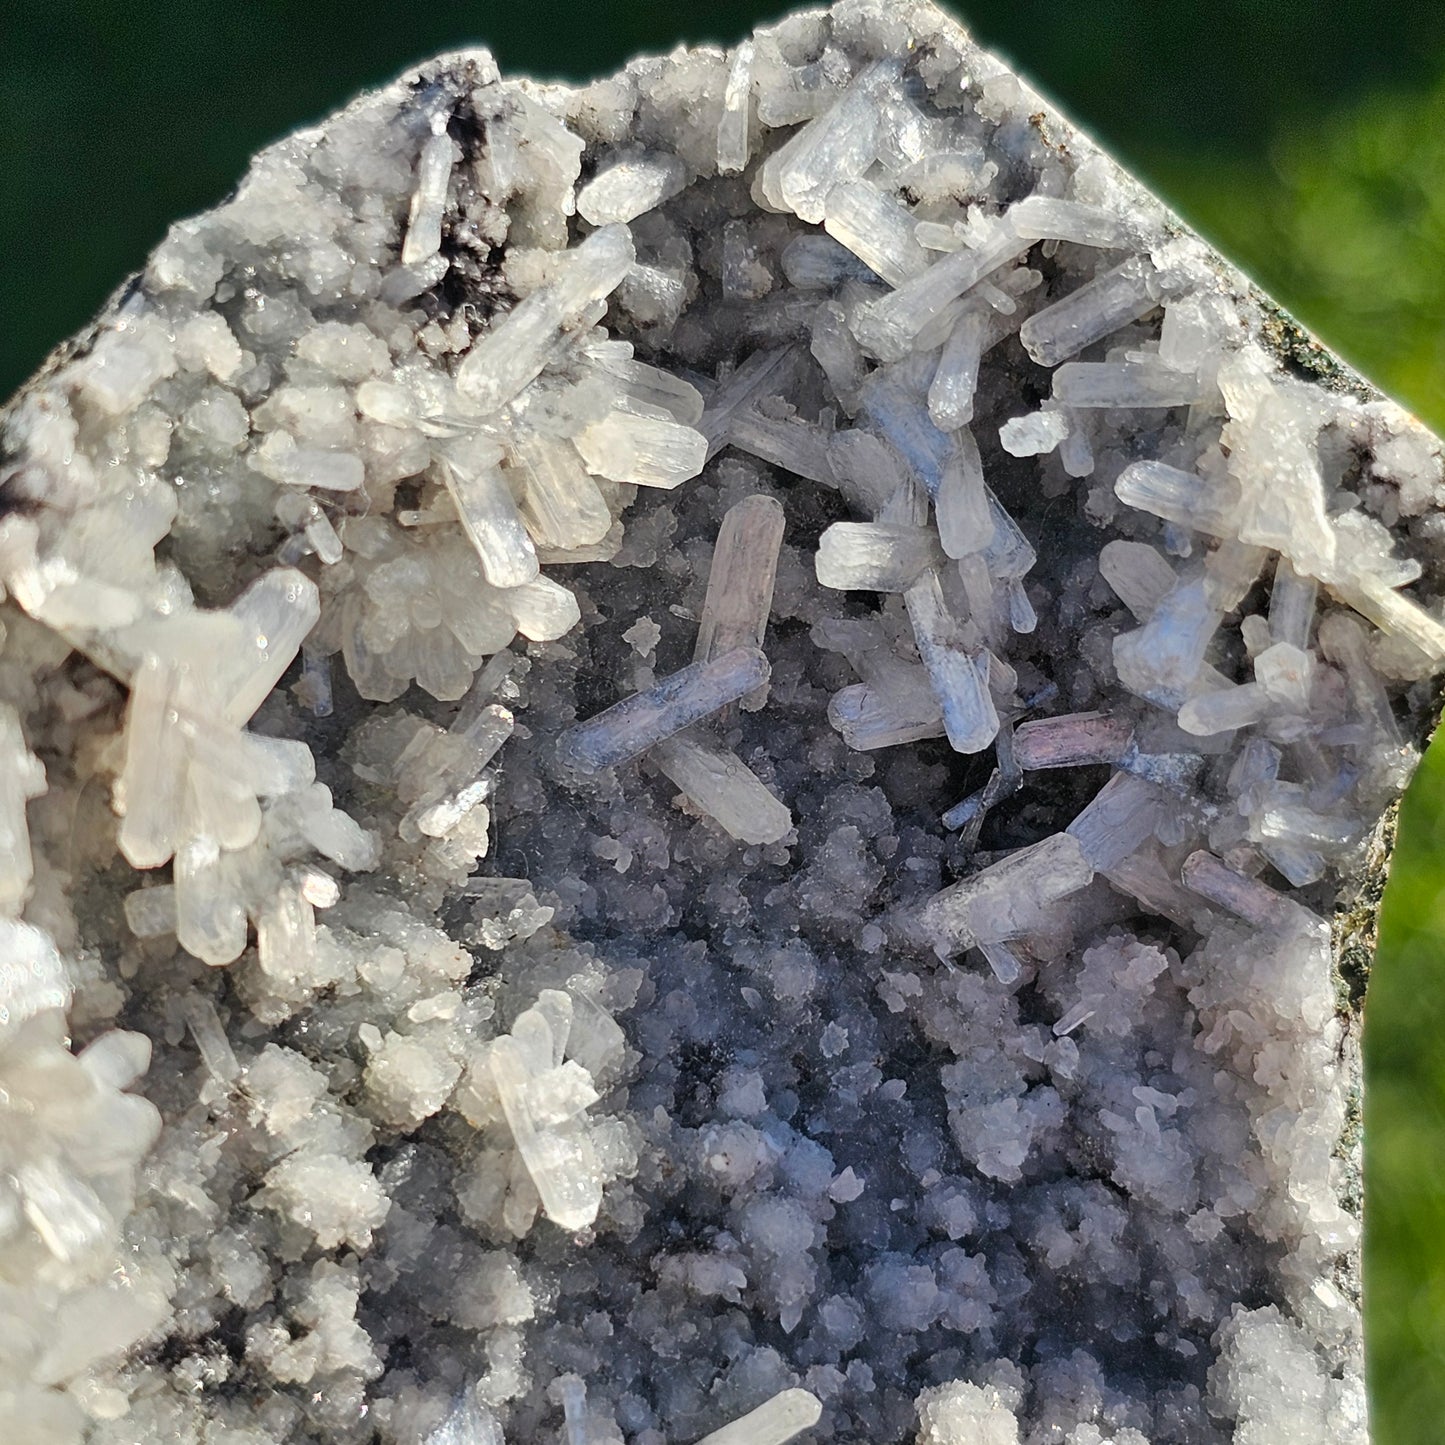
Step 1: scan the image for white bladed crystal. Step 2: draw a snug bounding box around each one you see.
[510,432,613,550]
[401,127,457,266]
[577,153,687,225]
[489,1034,603,1233]
[1007,195,1131,247]
[717,41,755,174]
[999,409,1070,458]
[694,1389,823,1445]
[822,179,930,288]
[0,705,46,916]
[1268,557,1318,650]
[928,307,990,430]
[505,576,580,642]
[757,59,900,224]
[815,522,940,592]
[574,405,707,490]
[1053,359,1211,409]
[0,919,69,1037]
[853,223,1030,361]
[218,567,323,724]
[438,442,540,590]
[255,444,365,492]
[1114,459,1237,535]
[921,832,1095,956]
[455,224,635,414]
[650,734,792,845]
[1020,257,1160,368]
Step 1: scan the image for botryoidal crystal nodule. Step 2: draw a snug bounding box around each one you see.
[0,3,1439,1441]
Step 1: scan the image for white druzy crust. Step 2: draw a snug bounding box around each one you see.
[0,3,1438,1442]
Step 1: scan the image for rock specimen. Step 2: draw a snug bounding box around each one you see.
[0,2,1439,1440]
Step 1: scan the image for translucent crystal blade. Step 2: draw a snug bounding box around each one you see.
[694,495,786,667]
[439,445,540,590]
[904,570,999,754]
[650,734,793,845]
[694,1390,823,1445]
[455,224,636,414]
[558,648,771,772]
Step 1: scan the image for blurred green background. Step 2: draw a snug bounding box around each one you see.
[4,2,1445,1438]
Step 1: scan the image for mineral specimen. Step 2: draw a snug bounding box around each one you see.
[0,2,1439,1441]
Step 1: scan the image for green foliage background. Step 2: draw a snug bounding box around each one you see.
[4,3,1445,1438]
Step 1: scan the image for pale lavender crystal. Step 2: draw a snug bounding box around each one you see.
[1066,772,1162,869]
[934,431,992,558]
[809,300,866,408]
[1113,575,1223,705]
[1319,612,1406,753]
[827,678,945,750]
[558,648,770,772]
[1099,539,1179,620]
[1177,681,1269,736]
[1181,849,1320,932]
[1014,712,1134,769]
[725,408,837,487]
[858,376,954,495]
[904,569,999,754]
[695,495,786,665]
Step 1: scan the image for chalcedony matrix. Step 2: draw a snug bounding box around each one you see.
[1,3,1441,1441]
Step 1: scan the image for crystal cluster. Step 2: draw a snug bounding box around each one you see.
[1,2,1441,1441]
